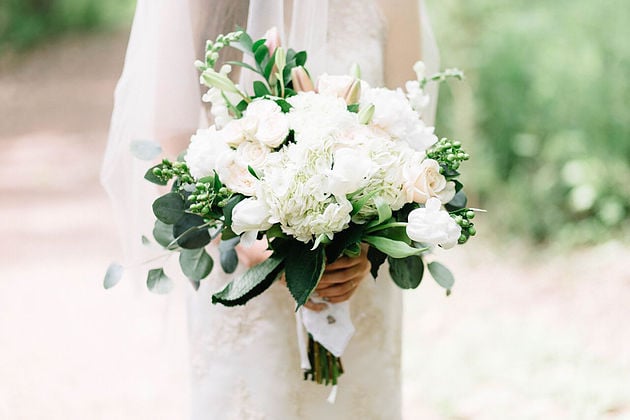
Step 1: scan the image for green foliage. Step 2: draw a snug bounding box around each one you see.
[284,244,326,309]
[428,0,630,245]
[427,261,455,295]
[0,0,133,51]
[389,256,425,289]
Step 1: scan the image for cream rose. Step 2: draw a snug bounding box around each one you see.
[255,112,289,148]
[404,158,456,204]
[235,141,270,172]
[215,150,259,197]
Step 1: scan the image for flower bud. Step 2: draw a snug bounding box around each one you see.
[349,62,362,79]
[291,66,315,92]
[413,61,426,80]
[274,47,286,71]
[358,103,375,124]
[343,79,361,105]
[264,27,281,55]
[201,68,240,94]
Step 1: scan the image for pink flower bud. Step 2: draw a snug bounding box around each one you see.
[291,67,315,92]
[263,27,281,55]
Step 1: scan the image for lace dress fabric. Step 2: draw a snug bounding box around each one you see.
[187,1,403,418]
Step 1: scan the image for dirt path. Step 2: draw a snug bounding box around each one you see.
[1,30,629,420]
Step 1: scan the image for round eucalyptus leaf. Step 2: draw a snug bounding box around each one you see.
[152,193,185,224]
[179,248,214,282]
[130,140,162,160]
[173,213,211,249]
[428,261,455,290]
[388,256,424,289]
[153,220,175,248]
[103,262,123,289]
[146,268,174,294]
[219,237,240,273]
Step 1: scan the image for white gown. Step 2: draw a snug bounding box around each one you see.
[187,1,403,419]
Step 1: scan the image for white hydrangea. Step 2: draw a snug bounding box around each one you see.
[287,92,356,144]
[361,87,437,151]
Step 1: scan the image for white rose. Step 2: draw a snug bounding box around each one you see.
[245,99,281,118]
[219,119,247,147]
[185,126,231,178]
[328,147,372,196]
[231,198,273,247]
[235,141,271,171]
[215,149,259,196]
[317,74,354,97]
[255,112,289,147]
[403,158,456,204]
[406,198,461,249]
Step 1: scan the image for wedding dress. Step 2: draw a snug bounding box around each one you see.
[101,0,439,419]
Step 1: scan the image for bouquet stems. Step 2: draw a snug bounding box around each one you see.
[303,334,344,386]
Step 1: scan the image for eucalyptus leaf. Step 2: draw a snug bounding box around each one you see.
[446,190,468,211]
[141,235,150,245]
[285,244,326,309]
[153,220,175,248]
[146,268,174,294]
[173,213,211,249]
[428,261,455,291]
[152,193,185,224]
[388,256,424,289]
[179,248,213,281]
[103,262,123,289]
[130,140,162,160]
[144,165,167,186]
[219,237,240,274]
[363,236,423,258]
[212,254,284,306]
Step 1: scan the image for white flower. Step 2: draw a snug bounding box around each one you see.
[405,80,430,115]
[317,74,354,97]
[406,198,461,249]
[287,92,356,143]
[235,141,270,172]
[219,119,247,147]
[215,149,259,196]
[185,126,231,178]
[245,99,281,118]
[361,87,437,151]
[255,112,289,147]
[328,147,372,196]
[231,198,273,247]
[413,61,426,80]
[403,158,456,204]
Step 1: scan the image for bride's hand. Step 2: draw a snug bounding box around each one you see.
[304,244,371,312]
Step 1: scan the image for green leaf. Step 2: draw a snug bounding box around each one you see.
[446,190,468,211]
[212,254,285,306]
[347,103,360,113]
[173,213,211,249]
[219,237,240,273]
[223,194,244,228]
[141,235,150,245]
[130,140,162,160]
[144,165,167,186]
[428,261,455,291]
[264,49,277,79]
[254,44,269,68]
[367,247,387,279]
[285,244,326,309]
[252,39,266,52]
[153,220,175,248]
[152,193,185,224]
[253,80,270,97]
[295,51,307,66]
[325,223,364,263]
[231,31,253,55]
[266,224,287,239]
[388,256,424,289]
[103,262,123,289]
[179,248,213,282]
[225,60,260,75]
[363,236,423,258]
[146,268,174,294]
[375,196,392,225]
[274,99,292,113]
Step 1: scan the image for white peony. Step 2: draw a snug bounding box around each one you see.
[185,126,231,178]
[403,158,456,204]
[231,198,273,247]
[361,87,437,151]
[287,92,356,144]
[328,147,373,196]
[406,198,461,249]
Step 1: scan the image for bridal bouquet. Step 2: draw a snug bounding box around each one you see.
[105,28,477,388]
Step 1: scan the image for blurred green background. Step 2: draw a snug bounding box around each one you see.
[2,0,628,247]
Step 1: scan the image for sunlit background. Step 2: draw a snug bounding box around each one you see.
[1,0,629,418]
